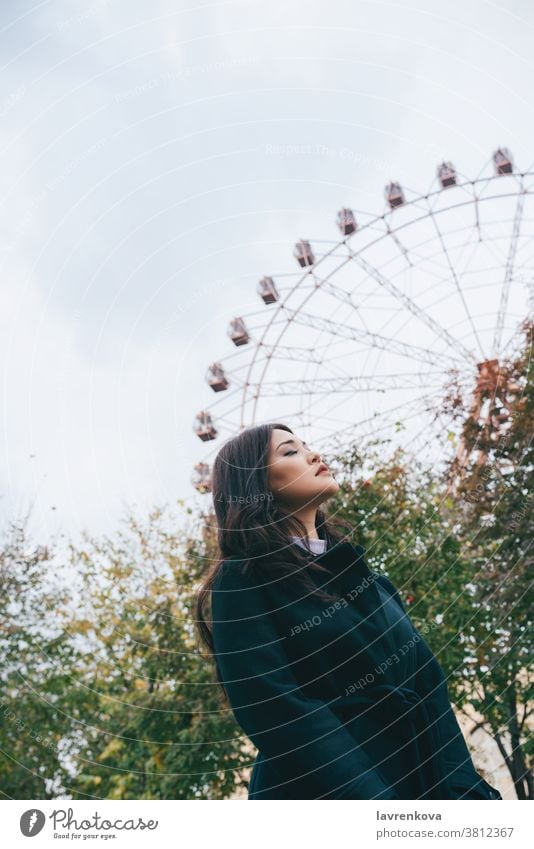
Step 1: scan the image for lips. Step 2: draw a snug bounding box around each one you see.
[315,463,329,476]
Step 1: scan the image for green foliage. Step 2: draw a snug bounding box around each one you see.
[0,525,78,798]
[63,508,249,800]
[0,510,249,800]
[444,320,533,799]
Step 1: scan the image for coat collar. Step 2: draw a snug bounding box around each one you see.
[294,539,373,579]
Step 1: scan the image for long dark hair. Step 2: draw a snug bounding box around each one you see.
[194,422,355,701]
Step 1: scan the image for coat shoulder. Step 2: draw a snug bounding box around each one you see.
[371,571,408,614]
[212,557,256,591]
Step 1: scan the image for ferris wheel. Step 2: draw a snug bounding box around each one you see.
[191,148,534,495]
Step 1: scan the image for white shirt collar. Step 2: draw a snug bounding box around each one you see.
[289,535,327,555]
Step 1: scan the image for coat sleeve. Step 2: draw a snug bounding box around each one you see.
[423,662,503,799]
[374,572,502,800]
[211,562,400,799]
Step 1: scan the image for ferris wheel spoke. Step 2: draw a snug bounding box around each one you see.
[492,189,525,357]
[437,220,486,284]
[313,386,450,449]
[314,271,386,339]
[511,229,534,268]
[409,217,482,285]
[310,270,374,336]
[259,343,325,364]
[251,372,447,397]
[287,309,461,369]
[463,179,496,253]
[473,189,482,242]
[297,338,454,406]
[360,218,459,291]
[385,225,415,269]
[290,388,449,457]
[476,217,516,272]
[382,218,461,280]
[345,244,477,365]
[318,277,366,310]
[425,205,486,359]
[332,395,458,450]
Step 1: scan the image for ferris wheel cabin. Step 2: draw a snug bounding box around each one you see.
[207,362,229,392]
[228,317,249,346]
[294,239,315,267]
[385,182,405,208]
[437,161,457,188]
[493,147,513,175]
[194,411,217,441]
[337,207,358,235]
[257,276,279,304]
[191,462,212,493]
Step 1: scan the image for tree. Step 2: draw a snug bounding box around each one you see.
[442,319,533,799]
[0,521,78,798]
[0,505,253,800]
[64,504,250,799]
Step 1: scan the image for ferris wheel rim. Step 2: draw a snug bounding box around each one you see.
[239,173,532,423]
[193,161,534,491]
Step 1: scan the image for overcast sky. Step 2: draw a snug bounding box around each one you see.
[1,0,533,543]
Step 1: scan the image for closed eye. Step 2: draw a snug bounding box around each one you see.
[284,450,298,455]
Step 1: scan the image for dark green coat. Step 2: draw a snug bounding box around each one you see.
[211,540,503,800]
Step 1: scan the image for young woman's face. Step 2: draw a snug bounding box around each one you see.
[266,428,339,509]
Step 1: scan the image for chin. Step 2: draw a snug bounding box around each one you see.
[316,478,339,496]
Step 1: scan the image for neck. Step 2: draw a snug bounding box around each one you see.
[293,508,320,540]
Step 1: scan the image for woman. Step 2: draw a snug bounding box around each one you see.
[195,422,502,800]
